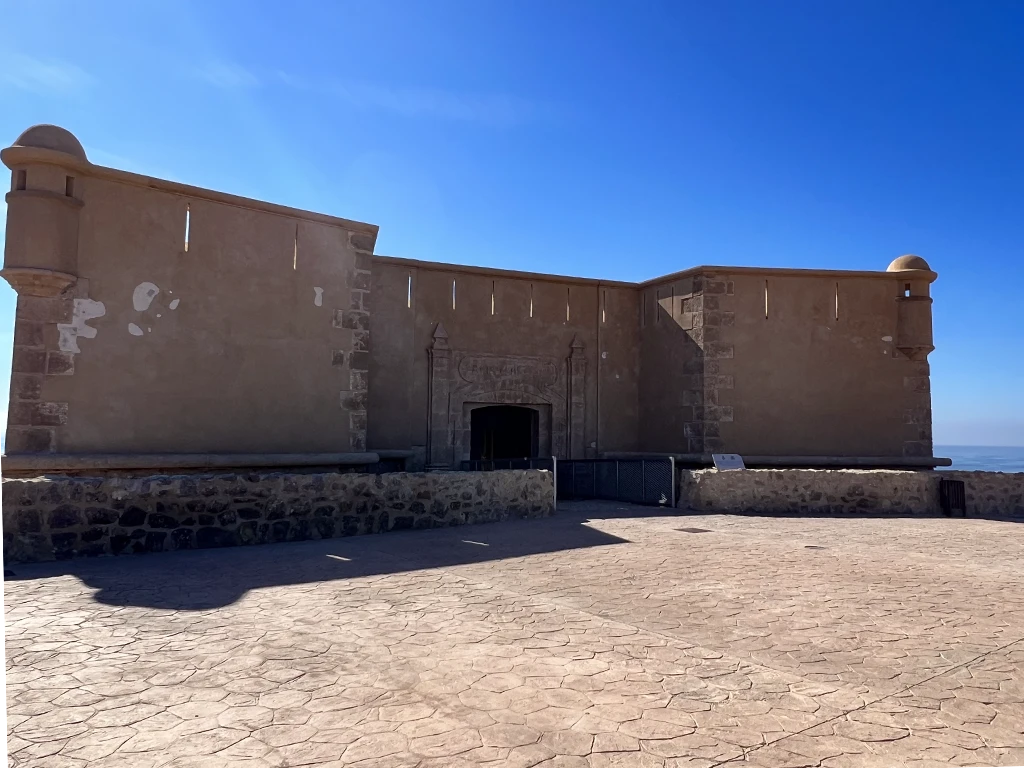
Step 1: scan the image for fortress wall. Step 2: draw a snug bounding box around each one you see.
[4,154,376,455]
[2,126,938,467]
[368,257,639,465]
[722,273,929,457]
[2,468,555,564]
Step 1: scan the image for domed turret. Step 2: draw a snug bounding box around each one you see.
[12,124,88,162]
[2,125,86,296]
[887,254,932,272]
[889,255,936,361]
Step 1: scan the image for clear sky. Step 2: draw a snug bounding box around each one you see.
[1,0,1022,447]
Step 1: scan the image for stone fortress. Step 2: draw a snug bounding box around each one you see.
[18,125,1024,566]
[1,125,941,472]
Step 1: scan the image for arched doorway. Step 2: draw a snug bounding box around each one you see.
[470,405,538,460]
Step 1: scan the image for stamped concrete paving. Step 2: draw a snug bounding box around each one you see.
[5,502,1024,768]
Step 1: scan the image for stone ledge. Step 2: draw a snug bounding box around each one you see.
[603,453,953,468]
[1,452,380,473]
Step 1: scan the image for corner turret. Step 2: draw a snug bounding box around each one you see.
[887,254,936,361]
[2,124,88,297]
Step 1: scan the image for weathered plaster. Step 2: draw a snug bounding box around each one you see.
[56,298,105,354]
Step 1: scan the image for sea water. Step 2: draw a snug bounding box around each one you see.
[936,445,1024,473]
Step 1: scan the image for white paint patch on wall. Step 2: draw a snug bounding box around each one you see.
[314,287,324,307]
[169,299,180,310]
[133,282,160,312]
[57,299,106,354]
[128,323,144,337]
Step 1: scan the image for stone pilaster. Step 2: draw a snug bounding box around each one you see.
[902,360,933,458]
[567,335,587,459]
[427,323,452,469]
[6,294,80,453]
[677,273,736,455]
[338,230,373,452]
[699,274,736,454]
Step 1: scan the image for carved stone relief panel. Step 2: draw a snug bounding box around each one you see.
[451,352,566,465]
[426,325,586,468]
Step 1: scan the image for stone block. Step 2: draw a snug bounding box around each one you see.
[18,296,72,324]
[349,351,370,371]
[10,373,43,401]
[705,280,727,295]
[331,350,346,367]
[350,431,366,452]
[350,369,368,392]
[45,351,75,375]
[349,232,375,253]
[8,401,35,426]
[16,510,42,534]
[85,507,119,525]
[340,391,367,411]
[33,401,69,426]
[351,270,371,291]
[5,427,54,453]
[341,310,369,331]
[48,505,82,529]
[350,411,367,432]
[904,376,930,394]
[12,348,46,374]
[14,320,44,348]
[682,390,703,406]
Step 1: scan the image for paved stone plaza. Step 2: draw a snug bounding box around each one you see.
[5,503,1024,767]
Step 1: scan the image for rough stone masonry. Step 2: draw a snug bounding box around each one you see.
[2,469,554,564]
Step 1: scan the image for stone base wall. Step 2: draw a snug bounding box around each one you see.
[2,469,554,564]
[944,470,1024,518]
[679,468,1024,517]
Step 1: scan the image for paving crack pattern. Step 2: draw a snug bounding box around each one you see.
[5,503,1024,767]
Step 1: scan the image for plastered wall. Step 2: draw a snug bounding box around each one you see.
[5,155,375,455]
[368,259,639,463]
[723,273,929,457]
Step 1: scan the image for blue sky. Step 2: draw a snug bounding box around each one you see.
[1,0,1022,447]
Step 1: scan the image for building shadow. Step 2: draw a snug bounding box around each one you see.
[5,506,639,611]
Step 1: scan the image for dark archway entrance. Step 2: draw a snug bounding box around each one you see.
[470,405,538,460]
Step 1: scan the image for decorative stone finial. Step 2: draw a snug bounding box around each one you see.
[431,322,450,350]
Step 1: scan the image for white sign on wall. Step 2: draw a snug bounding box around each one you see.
[712,453,746,471]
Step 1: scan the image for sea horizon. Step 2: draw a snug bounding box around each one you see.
[935,444,1024,473]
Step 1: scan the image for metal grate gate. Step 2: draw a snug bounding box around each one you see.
[556,458,675,506]
[461,458,555,472]
[939,478,966,516]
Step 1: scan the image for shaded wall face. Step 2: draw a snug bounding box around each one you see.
[637,276,704,454]
[11,175,372,454]
[368,262,639,465]
[722,273,928,457]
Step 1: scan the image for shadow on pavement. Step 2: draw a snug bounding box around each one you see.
[6,505,645,611]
